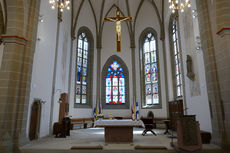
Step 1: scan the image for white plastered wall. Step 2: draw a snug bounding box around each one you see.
[164,1,212,132]
[101,6,133,118]
[69,0,97,118]
[69,0,168,119]
[180,1,212,132]
[27,0,71,138]
[135,1,167,118]
[28,0,212,133]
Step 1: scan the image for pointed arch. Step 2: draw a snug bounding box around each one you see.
[88,0,98,37]
[101,55,129,109]
[133,0,144,35]
[134,0,165,40]
[72,0,85,38]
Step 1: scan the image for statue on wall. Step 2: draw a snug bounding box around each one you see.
[186,55,195,80]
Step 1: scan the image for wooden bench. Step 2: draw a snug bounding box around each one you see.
[70,118,94,130]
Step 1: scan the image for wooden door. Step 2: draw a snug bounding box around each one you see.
[58,93,68,123]
[169,99,184,130]
[29,101,41,140]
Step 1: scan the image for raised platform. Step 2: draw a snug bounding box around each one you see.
[20,128,221,153]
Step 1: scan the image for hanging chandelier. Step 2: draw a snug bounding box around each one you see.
[49,0,70,12]
[169,0,191,13]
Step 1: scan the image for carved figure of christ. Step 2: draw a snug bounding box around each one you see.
[104,9,132,52]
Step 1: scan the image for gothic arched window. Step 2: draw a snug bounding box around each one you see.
[106,61,125,104]
[102,55,129,109]
[75,27,94,108]
[140,28,161,108]
[170,16,183,98]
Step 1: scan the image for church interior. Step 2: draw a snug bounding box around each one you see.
[0,0,229,153]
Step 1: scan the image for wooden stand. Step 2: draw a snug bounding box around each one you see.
[200,130,211,144]
[163,120,171,135]
[171,116,202,152]
[169,99,184,130]
[105,126,133,142]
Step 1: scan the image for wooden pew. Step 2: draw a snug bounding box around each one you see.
[70,118,94,130]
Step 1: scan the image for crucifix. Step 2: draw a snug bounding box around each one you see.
[104,7,132,52]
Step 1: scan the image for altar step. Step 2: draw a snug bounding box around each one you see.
[21,147,221,153]
[20,148,176,153]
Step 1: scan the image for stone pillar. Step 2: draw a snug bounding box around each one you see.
[130,39,136,106]
[0,0,40,152]
[0,36,28,153]
[161,37,170,117]
[196,0,230,151]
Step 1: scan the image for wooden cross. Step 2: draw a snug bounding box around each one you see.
[104,7,132,52]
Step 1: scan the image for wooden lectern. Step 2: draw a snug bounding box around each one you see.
[171,115,202,153]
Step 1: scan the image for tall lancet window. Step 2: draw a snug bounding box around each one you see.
[143,33,159,105]
[75,28,94,108]
[76,32,88,104]
[140,28,161,109]
[106,61,125,104]
[171,17,183,98]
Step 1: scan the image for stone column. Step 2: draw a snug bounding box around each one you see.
[0,36,28,153]
[196,0,230,151]
[130,39,136,106]
[161,37,170,117]
[0,0,40,152]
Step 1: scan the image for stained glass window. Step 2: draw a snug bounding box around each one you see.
[76,32,89,104]
[144,33,159,105]
[106,61,125,104]
[172,18,183,97]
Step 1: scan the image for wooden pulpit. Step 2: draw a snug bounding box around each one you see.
[171,115,202,153]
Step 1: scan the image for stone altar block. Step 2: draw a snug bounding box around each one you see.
[94,119,144,143]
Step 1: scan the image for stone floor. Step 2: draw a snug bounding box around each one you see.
[20,128,221,153]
